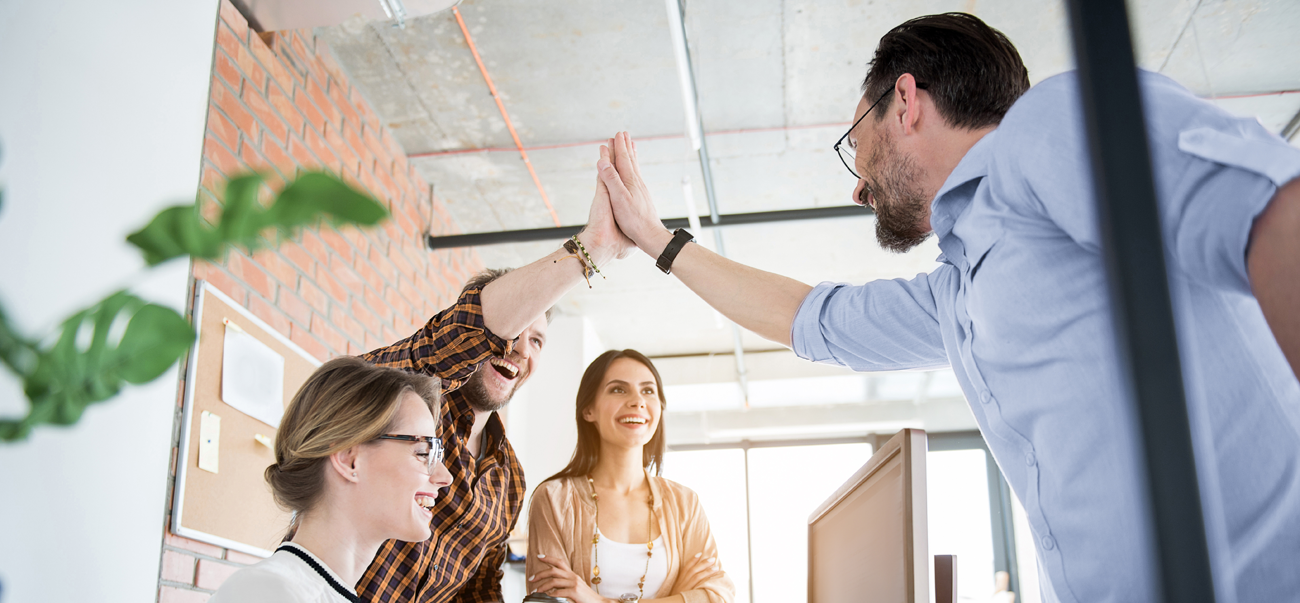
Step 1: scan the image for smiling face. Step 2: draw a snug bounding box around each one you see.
[848,93,934,253]
[582,357,663,452]
[462,314,548,413]
[357,390,453,543]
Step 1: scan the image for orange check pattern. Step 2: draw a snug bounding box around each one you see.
[358,288,526,603]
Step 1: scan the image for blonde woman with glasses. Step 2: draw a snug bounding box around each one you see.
[210,356,453,603]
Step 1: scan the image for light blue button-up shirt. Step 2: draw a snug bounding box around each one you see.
[792,71,1300,603]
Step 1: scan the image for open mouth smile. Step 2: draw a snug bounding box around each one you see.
[488,357,519,380]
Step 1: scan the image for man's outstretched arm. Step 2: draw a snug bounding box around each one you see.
[596,132,812,347]
[1248,176,1300,380]
[480,144,635,339]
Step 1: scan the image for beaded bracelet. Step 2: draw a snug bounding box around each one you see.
[557,239,594,288]
[570,235,606,280]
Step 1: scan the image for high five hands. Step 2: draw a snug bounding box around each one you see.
[576,132,672,268]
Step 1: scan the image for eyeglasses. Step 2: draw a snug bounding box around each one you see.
[375,434,444,475]
[833,82,929,180]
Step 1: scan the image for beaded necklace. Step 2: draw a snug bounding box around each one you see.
[587,475,656,600]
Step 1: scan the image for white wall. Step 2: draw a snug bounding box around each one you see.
[501,314,604,601]
[0,0,218,601]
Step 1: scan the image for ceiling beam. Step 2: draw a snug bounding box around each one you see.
[425,205,872,249]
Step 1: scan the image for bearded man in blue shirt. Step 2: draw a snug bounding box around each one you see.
[595,12,1300,603]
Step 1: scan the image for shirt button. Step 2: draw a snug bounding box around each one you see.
[1025,451,1037,466]
[1042,536,1056,551]
[980,391,992,404]
[432,564,439,571]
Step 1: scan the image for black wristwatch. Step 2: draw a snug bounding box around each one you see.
[655,228,695,275]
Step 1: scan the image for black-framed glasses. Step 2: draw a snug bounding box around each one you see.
[375,434,444,475]
[833,82,929,179]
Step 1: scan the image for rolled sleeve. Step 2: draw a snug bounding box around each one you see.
[791,274,948,372]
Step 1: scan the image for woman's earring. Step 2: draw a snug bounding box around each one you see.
[352,471,357,479]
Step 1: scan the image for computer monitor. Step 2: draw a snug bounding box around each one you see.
[807,428,929,603]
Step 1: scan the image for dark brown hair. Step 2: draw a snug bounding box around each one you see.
[544,349,667,483]
[863,12,1030,130]
[265,356,440,525]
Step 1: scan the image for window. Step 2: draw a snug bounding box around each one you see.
[664,432,1033,603]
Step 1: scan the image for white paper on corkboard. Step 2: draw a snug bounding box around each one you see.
[221,320,286,428]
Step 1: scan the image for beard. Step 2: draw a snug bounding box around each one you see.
[864,128,933,253]
[458,363,523,413]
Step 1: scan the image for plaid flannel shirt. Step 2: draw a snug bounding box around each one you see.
[357,287,527,603]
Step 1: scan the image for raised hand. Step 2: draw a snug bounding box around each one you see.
[576,142,637,266]
[528,553,611,603]
[596,132,673,257]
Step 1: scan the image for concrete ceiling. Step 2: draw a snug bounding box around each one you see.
[318,0,1300,441]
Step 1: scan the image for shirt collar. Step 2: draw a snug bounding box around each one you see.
[929,129,997,269]
[445,390,507,454]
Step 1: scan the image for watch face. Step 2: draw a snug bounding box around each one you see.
[618,594,640,602]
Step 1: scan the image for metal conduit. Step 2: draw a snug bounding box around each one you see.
[425,205,872,249]
[1066,1,1215,601]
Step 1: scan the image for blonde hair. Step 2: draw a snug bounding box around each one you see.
[265,356,440,523]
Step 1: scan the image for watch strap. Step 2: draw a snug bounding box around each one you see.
[655,228,695,275]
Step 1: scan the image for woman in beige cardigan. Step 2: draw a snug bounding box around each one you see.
[527,349,735,603]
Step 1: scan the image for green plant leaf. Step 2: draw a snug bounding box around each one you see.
[126,171,388,266]
[1,291,195,442]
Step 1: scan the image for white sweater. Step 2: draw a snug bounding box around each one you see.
[209,542,357,603]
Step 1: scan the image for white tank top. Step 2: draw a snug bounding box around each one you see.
[591,535,668,599]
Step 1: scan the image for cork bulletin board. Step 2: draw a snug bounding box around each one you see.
[171,280,321,557]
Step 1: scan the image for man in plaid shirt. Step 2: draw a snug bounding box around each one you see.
[358,152,634,602]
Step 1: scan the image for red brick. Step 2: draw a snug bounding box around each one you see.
[363,286,393,325]
[329,255,366,297]
[237,140,273,184]
[328,81,360,128]
[364,330,385,352]
[261,136,296,181]
[341,122,366,166]
[278,288,312,325]
[213,50,242,96]
[214,17,243,58]
[159,586,210,603]
[249,32,293,93]
[207,109,239,154]
[198,190,222,227]
[301,231,329,265]
[228,253,275,300]
[211,80,256,142]
[289,323,327,362]
[367,246,397,285]
[302,125,340,171]
[386,287,414,325]
[161,550,197,584]
[310,314,347,354]
[193,261,247,305]
[300,280,329,314]
[362,125,393,168]
[230,35,267,92]
[243,86,288,145]
[347,341,364,356]
[204,137,243,178]
[267,83,304,140]
[350,298,383,336]
[305,77,341,126]
[382,325,400,344]
[196,559,240,591]
[225,549,263,565]
[282,241,315,274]
[288,135,317,169]
[199,165,225,200]
[332,311,364,344]
[219,0,249,39]
[390,248,416,281]
[319,228,354,263]
[324,123,359,174]
[292,86,326,135]
[375,164,400,204]
[315,264,347,304]
[252,249,296,287]
[247,295,291,338]
[357,257,386,293]
[165,532,225,558]
[381,219,402,247]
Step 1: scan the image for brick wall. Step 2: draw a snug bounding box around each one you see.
[159,1,483,600]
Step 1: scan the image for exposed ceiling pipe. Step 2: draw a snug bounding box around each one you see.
[450,7,562,227]
[1283,107,1300,142]
[425,205,872,249]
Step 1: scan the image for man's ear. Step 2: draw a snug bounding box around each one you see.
[892,73,924,135]
[329,446,361,483]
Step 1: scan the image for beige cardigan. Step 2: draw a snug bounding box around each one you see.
[527,475,736,603]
